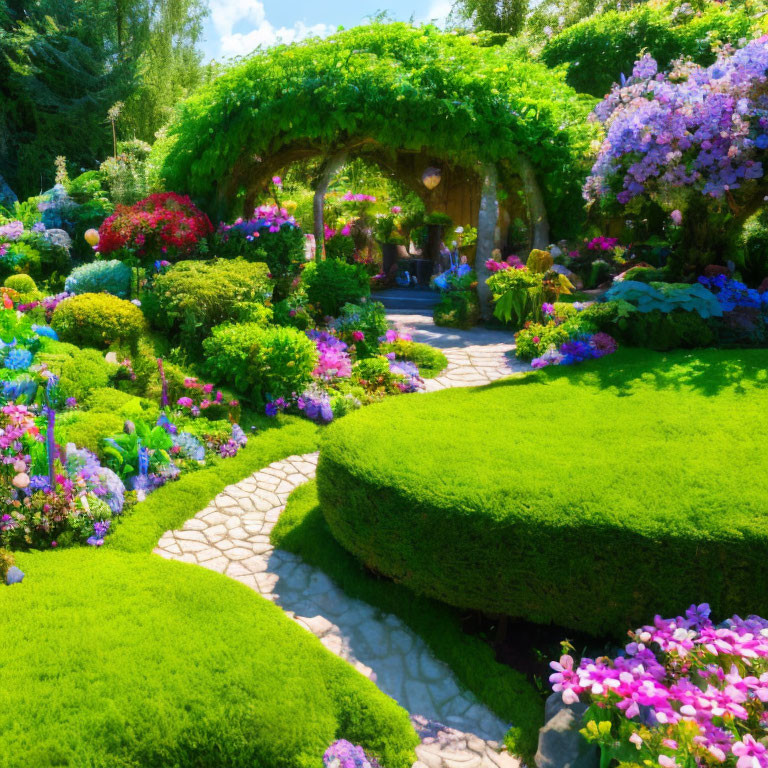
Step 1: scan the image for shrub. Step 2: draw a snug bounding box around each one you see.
[51,293,147,349]
[603,281,723,318]
[56,410,125,458]
[4,274,36,294]
[331,301,389,358]
[96,192,213,266]
[325,234,356,262]
[615,308,716,350]
[302,259,370,317]
[142,258,272,352]
[216,206,306,282]
[58,349,117,402]
[379,339,448,378]
[486,268,544,327]
[316,348,768,636]
[0,550,419,768]
[64,259,133,298]
[740,211,768,287]
[85,387,160,423]
[203,323,317,403]
[433,291,480,329]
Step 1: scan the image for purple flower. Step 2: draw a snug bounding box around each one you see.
[542,303,555,316]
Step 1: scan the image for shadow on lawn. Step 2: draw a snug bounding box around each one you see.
[475,348,768,398]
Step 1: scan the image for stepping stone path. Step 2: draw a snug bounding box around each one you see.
[155,324,526,768]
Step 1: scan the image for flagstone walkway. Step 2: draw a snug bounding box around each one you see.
[155,323,526,768]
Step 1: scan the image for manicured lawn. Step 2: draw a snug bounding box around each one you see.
[0,417,420,768]
[316,348,768,635]
[272,481,544,762]
[1,549,418,768]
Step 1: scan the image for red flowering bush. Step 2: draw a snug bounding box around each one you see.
[97,193,212,265]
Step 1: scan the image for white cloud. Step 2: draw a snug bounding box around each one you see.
[207,0,333,59]
[423,0,453,24]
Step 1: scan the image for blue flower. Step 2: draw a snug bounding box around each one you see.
[32,324,58,341]
[4,348,33,370]
[755,134,768,150]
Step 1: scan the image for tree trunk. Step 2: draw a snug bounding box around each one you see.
[313,151,347,259]
[518,155,550,250]
[476,163,499,322]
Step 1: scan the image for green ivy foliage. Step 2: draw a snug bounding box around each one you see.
[155,23,597,235]
[540,4,755,97]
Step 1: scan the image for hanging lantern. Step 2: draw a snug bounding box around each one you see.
[84,228,100,247]
[421,167,442,191]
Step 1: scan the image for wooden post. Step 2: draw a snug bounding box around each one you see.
[313,151,347,259]
[476,163,499,322]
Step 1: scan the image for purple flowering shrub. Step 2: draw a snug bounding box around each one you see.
[216,204,305,281]
[551,604,768,768]
[323,739,380,768]
[586,39,768,267]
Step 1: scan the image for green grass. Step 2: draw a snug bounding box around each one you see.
[272,481,544,762]
[316,348,768,636]
[2,549,418,768]
[380,340,448,379]
[0,415,421,767]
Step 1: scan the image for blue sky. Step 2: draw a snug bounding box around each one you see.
[202,0,453,60]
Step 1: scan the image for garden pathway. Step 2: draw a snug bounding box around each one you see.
[386,311,529,389]
[155,323,525,768]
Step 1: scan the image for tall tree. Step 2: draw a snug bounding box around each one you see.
[456,0,529,36]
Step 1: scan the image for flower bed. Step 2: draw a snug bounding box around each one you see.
[551,604,768,768]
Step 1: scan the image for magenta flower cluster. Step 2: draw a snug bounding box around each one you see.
[341,192,377,203]
[585,39,768,208]
[485,255,524,273]
[306,330,353,381]
[550,604,768,768]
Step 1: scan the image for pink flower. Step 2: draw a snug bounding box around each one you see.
[391,206,402,214]
[177,397,193,408]
[670,209,683,226]
[202,383,214,394]
[352,331,365,341]
[658,755,677,768]
[272,176,282,187]
[733,736,768,768]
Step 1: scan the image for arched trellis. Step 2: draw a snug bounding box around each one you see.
[217,138,551,280]
[155,23,593,315]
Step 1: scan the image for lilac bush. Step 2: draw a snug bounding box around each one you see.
[585,39,768,267]
[550,604,768,768]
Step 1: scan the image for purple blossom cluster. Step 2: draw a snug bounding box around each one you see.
[531,332,617,369]
[307,330,352,381]
[550,604,768,768]
[323,739,379,768]
[218,204,298,240]
[585,39,768,208]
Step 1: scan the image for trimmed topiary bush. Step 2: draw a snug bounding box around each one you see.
[64,259,133,298]
[85,387,160,423]
[302,259,370,317]
[142,258,273,353]
[51,293,147,349]
[3,274,37,294]
[316,348,768,636]
[202,323,317,404]
[0,549,418,768]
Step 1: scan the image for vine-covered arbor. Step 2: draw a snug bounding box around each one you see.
[154,23,596,307]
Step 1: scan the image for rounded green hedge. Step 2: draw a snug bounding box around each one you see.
[317,348,768,636]
[1,549,418,768]
[51,293,147,349]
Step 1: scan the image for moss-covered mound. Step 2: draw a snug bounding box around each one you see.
[317,348,768,636]
[1,549,418,768]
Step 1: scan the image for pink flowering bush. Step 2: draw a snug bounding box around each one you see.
[585,40,768,268]
[551,604,768,768]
